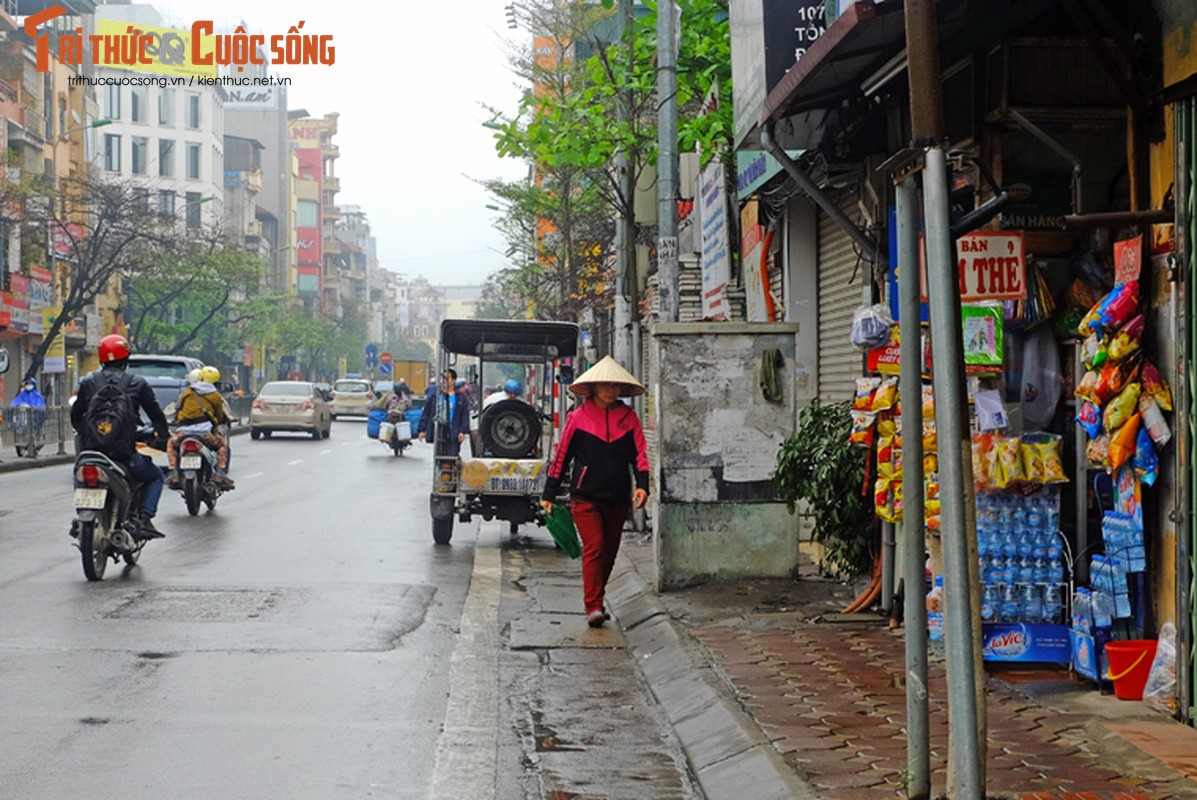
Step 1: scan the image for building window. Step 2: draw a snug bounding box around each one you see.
[131,137,148,175]
[185,92,200,129]
[105,85,120,120]
[158,88,174,125]
[185,191,202,229]
[297,200,319,228]
[130,86,147,123]
[186,142,200,180]
[158,139,174,177]
[132,187,150,212]
[103,133,121,172]
[158,190,175,218]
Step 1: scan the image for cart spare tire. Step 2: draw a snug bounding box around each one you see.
[480,399,541,459]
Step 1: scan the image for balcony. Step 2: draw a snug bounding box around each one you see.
[323,144,340,160]
[323,174,340,193]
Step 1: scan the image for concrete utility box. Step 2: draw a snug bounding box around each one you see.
[650,323,800,589]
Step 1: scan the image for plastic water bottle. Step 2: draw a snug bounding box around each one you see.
[927,577,945,653]
[1017,557,1035,584]
[1001,530,1018,559]
[1042,584,1063,625]
[980,585,998,622]
[1017,529,1033,558]
[1046,533,1062,560]
[1022,584,1043,624]
[1026,499,1043,530]
[1031,531,1048,560]
[1000,583,1021,622]
[1032,558,1048,583]
[1047,557,1064,584]
[1000,556,1016,585]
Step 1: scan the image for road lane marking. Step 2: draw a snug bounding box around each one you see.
[320,449,332,454]
[243,472,263,479]
[429,545,499,800]
[286,460,303,466]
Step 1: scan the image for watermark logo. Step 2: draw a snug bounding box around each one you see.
[24,8,334,74]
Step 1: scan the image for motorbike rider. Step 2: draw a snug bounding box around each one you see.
[483,378,524,410]
[164,365,235,489]
[394,377,413,401]
[70,334,171,539]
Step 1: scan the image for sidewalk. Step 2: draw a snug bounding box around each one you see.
[0,423,250,474]
[611,533,1197,800]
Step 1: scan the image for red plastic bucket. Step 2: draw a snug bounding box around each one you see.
[1104,639,1158,700]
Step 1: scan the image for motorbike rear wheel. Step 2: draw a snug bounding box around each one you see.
[80,520,108,581]
[184,477,201,516]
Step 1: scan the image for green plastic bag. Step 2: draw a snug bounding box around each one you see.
[544,503,582,558]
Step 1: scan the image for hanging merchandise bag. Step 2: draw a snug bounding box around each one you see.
[850,304,894,351]
[1021,323,1062,431]
[1142,621,1178,714]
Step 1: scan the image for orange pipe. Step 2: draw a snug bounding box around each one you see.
[842,556,883,613]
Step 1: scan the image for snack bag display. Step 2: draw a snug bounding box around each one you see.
[871,376,899,413]
[1140,361,1173,411]
[1107,412,1141,470]
[1021,440,1045,483]
[1082,331,1109,370]
[853,377,882,411]
[1038,437,1068,483]
[1107,314,1144,362]
[850,410,878,447]
[1094,357,1140,406]
[1087,433,1112,468]
[1139,394,1173,448]
[1075,370,1101,404]
[1135,427,1159,486]
[1076,401,1102,439]
[1099,280,1139,331]
[995,436,1025,487]
[921,384,935,419]
[923,419,938,453]
[1103,382,1141,433]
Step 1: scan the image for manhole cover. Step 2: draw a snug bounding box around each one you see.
[105,588,297,622]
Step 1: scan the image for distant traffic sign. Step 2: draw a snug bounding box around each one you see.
[378,362,393,375]
[380,352,393,365]
[364,343,379,368]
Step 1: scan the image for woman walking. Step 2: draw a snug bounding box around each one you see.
[541,357,649,627]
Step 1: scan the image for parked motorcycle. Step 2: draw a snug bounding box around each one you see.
[172,434,232,515]
[70,431,159,581]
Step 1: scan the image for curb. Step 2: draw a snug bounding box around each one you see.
[0,424,251,475]
[607,552,820,800]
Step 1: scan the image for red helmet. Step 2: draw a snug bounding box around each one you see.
[98,334,130,363]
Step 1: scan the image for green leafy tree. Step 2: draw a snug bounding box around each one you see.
[124,234,266,357]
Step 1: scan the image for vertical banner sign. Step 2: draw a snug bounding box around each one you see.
[698,160,730,320]
[741,199,767,321]
[41,307,65,373]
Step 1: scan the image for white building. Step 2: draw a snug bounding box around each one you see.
[93,6,225,229]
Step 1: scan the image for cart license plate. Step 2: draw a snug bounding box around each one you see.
[74,489,107,509]
[181,456,201,470]
[488,477,544,494]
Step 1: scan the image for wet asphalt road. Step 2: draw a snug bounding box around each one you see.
[0,419,697,799]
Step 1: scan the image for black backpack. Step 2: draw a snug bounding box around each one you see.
[83,372,137,454]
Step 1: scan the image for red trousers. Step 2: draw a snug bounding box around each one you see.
[571,498,628,614]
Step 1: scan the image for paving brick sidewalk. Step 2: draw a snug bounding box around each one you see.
[621,535,1197,800]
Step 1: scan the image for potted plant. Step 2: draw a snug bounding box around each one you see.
[774,400,875,578]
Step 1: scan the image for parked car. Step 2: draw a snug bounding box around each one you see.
[330,378,374,418]
[250,381,333,440]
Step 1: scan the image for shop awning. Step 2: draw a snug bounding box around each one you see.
[757,0,1052,149]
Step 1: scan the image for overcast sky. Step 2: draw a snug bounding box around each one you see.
[150,0,528,286]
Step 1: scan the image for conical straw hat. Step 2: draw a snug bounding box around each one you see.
[569,355,645,397]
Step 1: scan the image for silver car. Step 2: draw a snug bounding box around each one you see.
[250,381,332,440]
[330,379,375,418]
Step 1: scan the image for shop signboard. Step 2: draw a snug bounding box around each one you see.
[981,623,1070,663]
[29,267,54,310]
[919,230,1027,304]
[49,222,82,262]
[1113,234,1143,286]
[85,314,101,348]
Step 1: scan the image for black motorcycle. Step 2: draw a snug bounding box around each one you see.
[172,433,230,515]
[70,431,160,581]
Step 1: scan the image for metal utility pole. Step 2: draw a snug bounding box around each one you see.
[656,0,678,323]
[613,0,636,367]
[896,177,930,800]
[905,1,985,797]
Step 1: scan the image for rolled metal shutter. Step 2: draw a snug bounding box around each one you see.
[817,187,866,404]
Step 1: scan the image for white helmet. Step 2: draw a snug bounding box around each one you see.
[187,368,201,384]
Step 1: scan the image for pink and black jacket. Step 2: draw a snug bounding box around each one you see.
[543,398,650,508]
